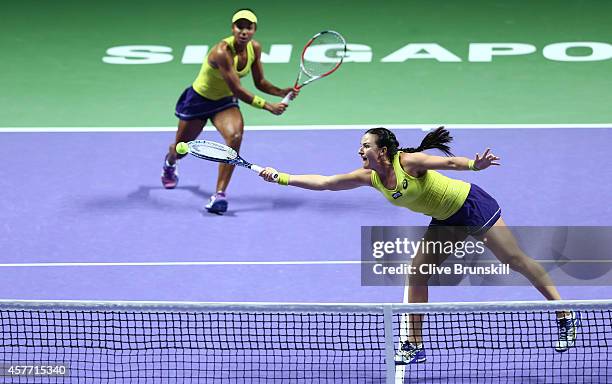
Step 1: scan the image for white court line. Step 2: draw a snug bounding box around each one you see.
[0,124,610,133]
[395,275,411,383]
[0,260,364,268]
[0,259,606,268]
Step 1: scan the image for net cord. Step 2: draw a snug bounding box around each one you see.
[0,298,610,314]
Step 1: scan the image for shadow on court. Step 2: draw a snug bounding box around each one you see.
[0,129,610,302]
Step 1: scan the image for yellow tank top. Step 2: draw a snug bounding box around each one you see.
[370,152,471,220]
[192,36,255,100]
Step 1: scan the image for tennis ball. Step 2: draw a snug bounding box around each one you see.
[176,142,189,155]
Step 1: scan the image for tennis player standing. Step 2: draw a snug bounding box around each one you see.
[162,8,297,214]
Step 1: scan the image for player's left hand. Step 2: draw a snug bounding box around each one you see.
[265,102,287,115]
[474,148,500,170]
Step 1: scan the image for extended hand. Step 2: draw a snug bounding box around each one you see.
[260,167,279,182]
[474,148,500,170]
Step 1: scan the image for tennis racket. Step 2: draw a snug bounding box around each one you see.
[182,140,278,180]
[281,30,346,104]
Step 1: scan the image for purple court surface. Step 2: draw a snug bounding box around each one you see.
[1,128,611,304]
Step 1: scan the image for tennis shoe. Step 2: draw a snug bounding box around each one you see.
[555,311,581,352]
[394,342,426,365]
[161,156,178,189]
[205,192,228,214]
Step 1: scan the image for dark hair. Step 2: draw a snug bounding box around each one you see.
[365,126,454,160]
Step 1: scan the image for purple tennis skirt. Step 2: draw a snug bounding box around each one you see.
[429,184,501,236]
[174,87,239,121]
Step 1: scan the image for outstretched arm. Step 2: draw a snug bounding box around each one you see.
[402,149,500,173]
[260,168,372,191]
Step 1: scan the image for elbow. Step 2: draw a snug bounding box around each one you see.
[325,178,347,191]
[233,88,248,99]
[254,82,266,92]
[319,177,335,191]
[449,159,461,169]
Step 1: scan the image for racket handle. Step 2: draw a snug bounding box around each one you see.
[281,91,293,105]
[250,165,278,181]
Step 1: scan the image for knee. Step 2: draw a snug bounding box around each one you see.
[225,131,243,147]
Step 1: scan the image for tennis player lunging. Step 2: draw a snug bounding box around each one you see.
[259,127,580,364]
[162,8,298,214]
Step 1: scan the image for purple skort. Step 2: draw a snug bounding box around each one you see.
[429,184,501,236]
[174,87,239,121]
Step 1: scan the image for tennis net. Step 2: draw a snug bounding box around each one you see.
[0,299,610,383]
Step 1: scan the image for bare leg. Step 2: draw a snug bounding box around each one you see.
[166,119,206,165]
[407,226,468,345]
[475,217,567,318]
[475,218,561,300]
[211,107,244,193]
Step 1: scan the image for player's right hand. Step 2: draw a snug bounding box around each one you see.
[260,167,278,182]
[281,87,300,101]
[266,102,287,115]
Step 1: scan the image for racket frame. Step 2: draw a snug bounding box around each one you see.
[281,30,346,104]
[187,140,263,174]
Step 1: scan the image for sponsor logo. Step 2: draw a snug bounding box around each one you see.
[103,42,612,64]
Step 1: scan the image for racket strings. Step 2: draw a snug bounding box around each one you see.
[302,32,346,77]
[190,142,237,161]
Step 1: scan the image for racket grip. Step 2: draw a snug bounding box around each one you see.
[250,165,264,174]
[281,91,293,105]
[250,165,278,181]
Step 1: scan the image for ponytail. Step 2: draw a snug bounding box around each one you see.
[366,126,454,161]
[399,126,454,156]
